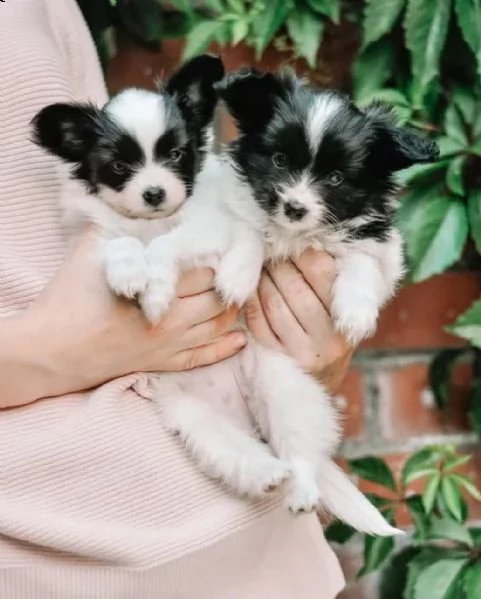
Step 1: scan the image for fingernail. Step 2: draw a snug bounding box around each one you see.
[232,333,247,348]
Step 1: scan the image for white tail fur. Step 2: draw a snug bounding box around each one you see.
[318,457,404,537]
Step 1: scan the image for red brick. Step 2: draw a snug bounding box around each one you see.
[362,272,481,351]
[335,369,364,440]
[378,362,472,441]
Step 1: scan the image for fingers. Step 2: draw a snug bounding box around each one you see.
[291,249,337,311]
[185,305,241,347]
[266,261,327,335]
[244,291,283,353]
[255,270,306,352]
[176,268,215,297]
[166,288,227,329]
[171,332,247,371]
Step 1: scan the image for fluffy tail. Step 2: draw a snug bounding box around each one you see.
[318,457,404,537]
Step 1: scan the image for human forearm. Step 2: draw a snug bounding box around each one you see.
[0,310,67,408]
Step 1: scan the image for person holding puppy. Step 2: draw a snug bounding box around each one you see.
[0,0,350,596]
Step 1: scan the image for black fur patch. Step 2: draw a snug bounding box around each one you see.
[221,68,439,242]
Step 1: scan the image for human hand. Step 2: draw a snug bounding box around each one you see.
[4,232,246,407]
[244,250,352,394]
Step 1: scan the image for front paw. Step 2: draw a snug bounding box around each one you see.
[104,238,149,299]
[332,297,378,345]
[286,478,322,514]
[139,270,177,324]
[215,262,260,307]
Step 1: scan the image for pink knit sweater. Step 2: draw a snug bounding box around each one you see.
[0,1,345,597]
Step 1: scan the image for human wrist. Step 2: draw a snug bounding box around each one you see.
[0,308,61,407]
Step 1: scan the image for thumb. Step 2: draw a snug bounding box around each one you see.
[171,332,247,371]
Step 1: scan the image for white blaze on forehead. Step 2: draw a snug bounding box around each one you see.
[306,94,343,153]
[106,89,167,159]
[278,174,320,212]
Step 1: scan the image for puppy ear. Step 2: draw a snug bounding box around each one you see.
[31,103,100,162]
[216,68,289,134]
[165,54,225,128]
[364,103,440,171]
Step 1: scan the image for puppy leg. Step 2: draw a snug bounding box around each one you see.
[214,228,264,306]
[331,251,385,346]
[251,346,340,513]
[140,235,182,324]
[158,392,290,498]
[103,237,149,299]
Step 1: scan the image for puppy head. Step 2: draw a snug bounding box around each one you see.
[218,68,439,237]
[31,54,224,219]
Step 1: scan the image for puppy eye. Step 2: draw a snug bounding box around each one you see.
[327,170,343,186]
[112,161,127,175]
[272,152,288,168]
[169,149,183,163]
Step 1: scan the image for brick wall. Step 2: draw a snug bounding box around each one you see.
[333,272,481,598]
[107,33,481,599]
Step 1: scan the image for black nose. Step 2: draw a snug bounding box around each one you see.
[284,201,307,221]
[143,186,165,207]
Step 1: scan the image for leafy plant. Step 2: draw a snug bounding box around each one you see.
[77,0,342,68]
[326,446,481,598]
[352,0,481,441]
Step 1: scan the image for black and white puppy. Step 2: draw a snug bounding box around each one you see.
[102,68,437,535]
[31,54,224,314]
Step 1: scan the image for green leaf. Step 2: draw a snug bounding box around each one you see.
[451,474,481,502]
[423,472,441,513]
[405,548,455,599]
[446,155,466,196]
[182,19,222,60]
[442,476,465,522]
[452,84,478,125]
[470,138,481,156]
[445,105,469,146]
[352,39,395,102]
[404,0,452,108]
[169,0,195,17]
[357,88,412,124]
[414,559,469,599]
[306,0,341,23]
[230,19,250,45]
[402,447,442,485]
[397,192,469,283]
[464,562,481,599]
[379,546,422,599]
[214,22,231,45]
[429,349,466,410]
[454,0,481,80]
[349,457,397,492]
[203,0,226,12]
[324,520,357,544]
[396,160,449,186]
[406,495,431,540]
[362,0,406,48]
[437,136,466,158]
[445,454,472,471]
[468,188,481,253]
[286,7,324,68]
[358,533,395,577]
[253,0,292,58]
[469,527,481,545]
[116,0,165,43]
[447,299,481,349]
[469,382,481,438]
[428,515,474,546]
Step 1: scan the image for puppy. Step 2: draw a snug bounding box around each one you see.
[31,54,224,300]
[104,68,437,535]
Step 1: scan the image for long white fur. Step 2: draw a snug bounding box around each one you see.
[81,151,403,536]
[53,85,404,536]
